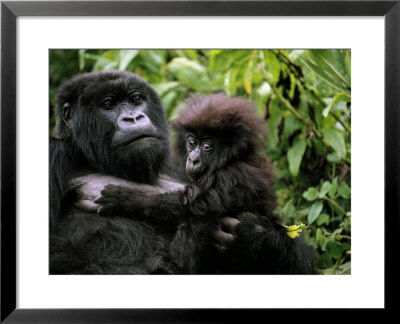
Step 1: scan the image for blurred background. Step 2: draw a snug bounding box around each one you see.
[49,49,351,274]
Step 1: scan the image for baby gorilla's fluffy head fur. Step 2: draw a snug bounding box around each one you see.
[171,93,267,169]
[171,93,277,220]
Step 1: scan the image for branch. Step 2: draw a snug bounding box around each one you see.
[259,67,323,139]
[274,50,351,134]
[323,196,347,215]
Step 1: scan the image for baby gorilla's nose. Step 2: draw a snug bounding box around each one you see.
[188,156,200,165]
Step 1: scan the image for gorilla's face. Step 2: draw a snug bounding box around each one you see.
[55,71,169,183]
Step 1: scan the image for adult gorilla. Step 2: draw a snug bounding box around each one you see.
[50,70,314,274]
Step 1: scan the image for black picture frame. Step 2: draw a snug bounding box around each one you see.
[1,0,398,321]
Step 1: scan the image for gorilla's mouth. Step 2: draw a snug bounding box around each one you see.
[120,135,157,147]
[186,165,206,180]
[112,133,159,150]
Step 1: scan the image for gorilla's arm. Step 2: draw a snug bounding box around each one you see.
[94,184,185,227]
[70,173,186,216]
[49,138,76,231]
[71,175,314,274]
[214,213,315,274]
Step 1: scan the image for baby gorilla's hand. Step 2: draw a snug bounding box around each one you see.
[94,184,126,216]
[212,212,268,253]
[94,184,144,216]
[212,217,239,253]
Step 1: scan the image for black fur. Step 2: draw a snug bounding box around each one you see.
[96,94,315,274]
[50,71,177,274]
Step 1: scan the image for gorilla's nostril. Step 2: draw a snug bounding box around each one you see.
[190,158,200,165]
[123,117,135,123]
[135,115,144,122]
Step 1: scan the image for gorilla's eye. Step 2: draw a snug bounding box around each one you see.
[102,101,113,109]
[132,94,143,104]
[188,139,197,148]
[202,143,213,151]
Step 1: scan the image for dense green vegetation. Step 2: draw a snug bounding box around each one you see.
[50,49,351,274]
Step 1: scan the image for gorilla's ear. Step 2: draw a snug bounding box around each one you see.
[63,103,71,124]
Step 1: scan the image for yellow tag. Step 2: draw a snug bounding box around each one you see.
[284,223,305,239]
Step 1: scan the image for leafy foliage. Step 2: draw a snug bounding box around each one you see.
[49,49,351,274]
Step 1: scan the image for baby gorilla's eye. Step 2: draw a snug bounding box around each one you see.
[202,143,212,151]
[132,94,143,104]
[188,139,197,148]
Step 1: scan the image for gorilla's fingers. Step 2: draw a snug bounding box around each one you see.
[219,217,240,234]
[94,196,105,204]
[238,212,260,224]
[74,200,99,213]
[212,229,235,247]
[213,242,227,253]
[236,212,267,235]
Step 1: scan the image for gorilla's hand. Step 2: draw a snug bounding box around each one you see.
[235,212,267,237]
[94,184,146,216]
[69,174,126,212]
[212,212,266,253]
[212,217,239,252]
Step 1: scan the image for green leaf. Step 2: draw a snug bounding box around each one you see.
[338,181,351,199]
[316,228,324,244]
[301,50,351,94]
[224,67,239,95]
[322,129,346,159]
[152,82,179,96]
[327,152,341,164]
[118,50,139,70]
[243,60,254,95]
[161,92,178,118]
[167,57,210,93]
[143,50,167,65]
[78,49,86,71]
[343,50,351,79]
[303,187,319,201]
[208,50,249,74]
[329,177,338,198]
[317,213,330,226]
[282,113,301,139]
[182,49,198,60]
[327,240,345,259]
[168,100,186,121]
[92,55,117,71]
[323,93,351,118]
[308,200,323,225]
[265,99,282,150]
[314,138,326,156]
[287,137,307,177]
[312,50,350,87]
[300,58,348,94]
[288,50,305,61]
[319,181,332,198]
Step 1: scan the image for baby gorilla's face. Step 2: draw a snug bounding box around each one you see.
[185,133,215,180]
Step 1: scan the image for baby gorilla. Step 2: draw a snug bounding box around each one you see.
[96,93,280,273]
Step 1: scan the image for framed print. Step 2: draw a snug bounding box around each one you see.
[1,0,398,321]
